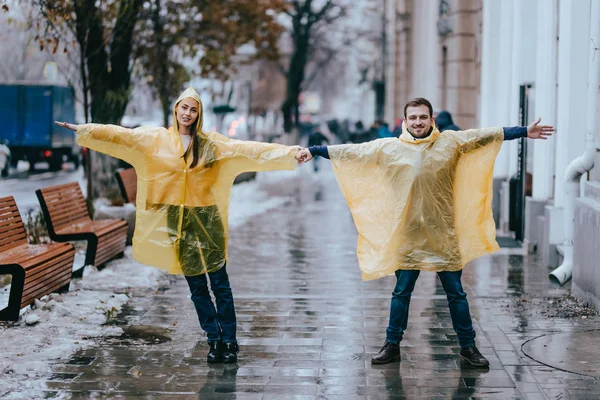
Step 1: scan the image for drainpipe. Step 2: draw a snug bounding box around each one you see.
[549,0,600,286]
[549,131,596,286]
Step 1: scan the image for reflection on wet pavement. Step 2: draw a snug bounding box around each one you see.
[44,166,600,399]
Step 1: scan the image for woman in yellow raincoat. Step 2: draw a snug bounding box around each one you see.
[297,97,553,367]
[56,87,301,363]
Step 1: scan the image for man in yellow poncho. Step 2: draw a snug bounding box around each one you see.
[297,98,553,367]
[56,87,301,364]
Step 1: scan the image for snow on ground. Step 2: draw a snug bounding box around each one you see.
[0,168,302,399]
[229,168,300,228]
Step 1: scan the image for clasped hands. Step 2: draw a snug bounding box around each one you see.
[294,147,313,164]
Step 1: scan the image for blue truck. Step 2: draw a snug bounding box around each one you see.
[0,83,79,171]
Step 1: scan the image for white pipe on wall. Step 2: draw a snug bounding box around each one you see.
[549,132,596,285]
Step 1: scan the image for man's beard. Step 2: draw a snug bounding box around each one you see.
[408,125,433,138]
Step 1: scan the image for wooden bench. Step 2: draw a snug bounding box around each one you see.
[114,168,137,204]
[0,196,75,321]
[36,182,128,277]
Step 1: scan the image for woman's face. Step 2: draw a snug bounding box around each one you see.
[176,98,200,129]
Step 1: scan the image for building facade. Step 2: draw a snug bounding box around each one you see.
[383,0,600,307]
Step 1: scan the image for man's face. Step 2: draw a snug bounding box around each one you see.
[404,105,432,138]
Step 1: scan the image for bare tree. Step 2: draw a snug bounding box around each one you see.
[0,22,47,81]
[304,1,382,120]
[279,0,345,133]
[134,0,286,128]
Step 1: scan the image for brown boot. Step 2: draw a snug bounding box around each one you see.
[371,342,401,364]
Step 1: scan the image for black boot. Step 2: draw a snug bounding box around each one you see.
[460,345,489,368]
[207,341,223,363]
[222,342,239,363]
[371,342,401,364]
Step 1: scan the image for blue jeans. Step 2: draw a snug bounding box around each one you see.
[385,270,476,348]
[185,264,237,343]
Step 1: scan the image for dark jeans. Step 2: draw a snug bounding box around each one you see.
[185,264,237,343]
[385,269,476,348]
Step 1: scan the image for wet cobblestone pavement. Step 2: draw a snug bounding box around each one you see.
[44,166,600,399]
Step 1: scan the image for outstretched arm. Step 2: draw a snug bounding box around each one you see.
[55,121,156,165]
[457,118,554,153]
[503,119,554,141]
[218,136,301,174]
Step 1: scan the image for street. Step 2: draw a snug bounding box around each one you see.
[0,162,85,212]
[35,165,600,399]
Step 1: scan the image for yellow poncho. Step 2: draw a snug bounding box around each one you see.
[76,89,297,276]
[329,123,504,280]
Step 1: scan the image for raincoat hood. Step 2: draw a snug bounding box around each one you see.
[173,87,203,135]
[327,126,504,280]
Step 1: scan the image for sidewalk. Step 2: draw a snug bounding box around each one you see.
[4,164,600,399]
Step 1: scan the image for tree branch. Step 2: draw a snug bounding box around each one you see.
[303,47,336,89]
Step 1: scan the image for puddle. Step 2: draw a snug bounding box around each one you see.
[102,325,172,346]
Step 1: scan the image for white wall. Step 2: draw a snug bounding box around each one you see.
[554,0,591,207]
[531,0,558,200]
[480,0,514,178]
[505,0,538,178]
[409,0,440,106]
[384,0,397,124]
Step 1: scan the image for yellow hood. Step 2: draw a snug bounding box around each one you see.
[172,87,204,135]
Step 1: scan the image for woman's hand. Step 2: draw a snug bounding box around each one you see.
[295,148,313,163]
[55,121,79,131]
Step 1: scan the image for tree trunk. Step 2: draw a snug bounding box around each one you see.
[75,0,143,201]
[282,32,309,133]
[281,98,293,133]
[162,98,170,128]
[74,1,93,211]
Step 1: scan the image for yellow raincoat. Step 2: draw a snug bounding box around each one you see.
[76,88,298,276]
[329,122,504,280]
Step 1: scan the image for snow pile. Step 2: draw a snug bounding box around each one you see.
[74,248,171,294]
[0,290,128,398]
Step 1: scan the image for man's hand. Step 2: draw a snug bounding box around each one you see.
[527,117,554,140]
[295,148,313,163]
[55,121,79,131]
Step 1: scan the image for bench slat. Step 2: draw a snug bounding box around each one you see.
[23,255,73,292]
[0,197,27,252]
[21,271,71,306]
[23,258,73,295]
[0,243,71,266]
